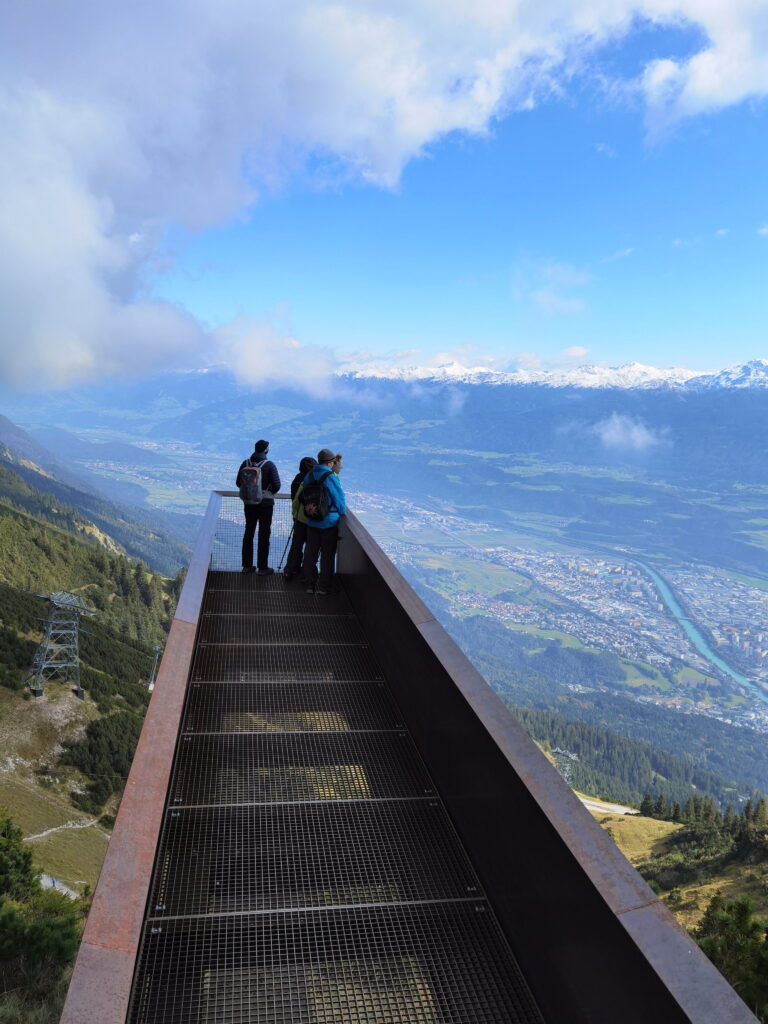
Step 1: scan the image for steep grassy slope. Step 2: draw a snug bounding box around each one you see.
[595,809,768,932]
[0,687,108,893]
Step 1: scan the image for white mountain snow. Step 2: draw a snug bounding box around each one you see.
[340,358,768,390]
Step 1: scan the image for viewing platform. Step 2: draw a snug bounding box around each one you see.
[61,494,757,1023]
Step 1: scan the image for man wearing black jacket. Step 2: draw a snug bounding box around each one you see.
[236,439,281,574]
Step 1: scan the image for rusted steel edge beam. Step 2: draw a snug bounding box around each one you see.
[60,492,222,1024]
[340,509,758,1024]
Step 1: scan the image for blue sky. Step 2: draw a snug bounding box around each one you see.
[157,83,768,373]
[3,2,768,387]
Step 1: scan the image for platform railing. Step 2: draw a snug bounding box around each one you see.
[60,492,758,1023]
[211,492,294,571]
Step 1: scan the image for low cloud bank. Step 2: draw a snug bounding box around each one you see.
[592,413,668,452]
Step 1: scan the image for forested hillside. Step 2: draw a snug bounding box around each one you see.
[0,479,183,818]
[598,800,768,1021]
[0,439,192,575]
[0,582,156,708]
[516,707,759,809]
[0,810,87,1023]
[0,500,183,645]
[0,441,186,1020]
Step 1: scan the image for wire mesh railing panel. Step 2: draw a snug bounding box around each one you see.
[211,496,295,572]
[191,642,382,682]
[129,903,544,1024]
[148,800,481,917]
[170,732,435,806]
[182,682,403,734]
[198,612,367,645]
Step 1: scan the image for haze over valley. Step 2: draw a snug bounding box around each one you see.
[5,360,768,762]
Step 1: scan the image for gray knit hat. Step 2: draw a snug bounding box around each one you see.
[317,448,336,463]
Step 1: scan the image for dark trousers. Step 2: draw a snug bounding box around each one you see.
[285,520,308,575]
[242,502,273,570]
[301,524,338,589]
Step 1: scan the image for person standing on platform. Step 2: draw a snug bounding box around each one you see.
[236,439,281,574]
[283,455,317,580]
[296,448,346,595]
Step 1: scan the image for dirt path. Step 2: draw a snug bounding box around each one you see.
[579,796,636,816]
[24,817,105,841]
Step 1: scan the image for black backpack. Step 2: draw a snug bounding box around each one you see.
[301,471,330,521]
[239,460,263,504]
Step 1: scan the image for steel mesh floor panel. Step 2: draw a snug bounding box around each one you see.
[191,643,382,682]
[129,552,544,1024]
[202,588,353,616]
[198,612,367,645]
[149,800,479,917]
[206,571,299,593]
[183,682,402,734]
[129,903,544,1024]
[171,732,435,805]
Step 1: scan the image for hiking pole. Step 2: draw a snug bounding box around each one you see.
[278,525,294,571]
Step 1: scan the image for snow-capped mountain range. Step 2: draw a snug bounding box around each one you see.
[341,359,768,390]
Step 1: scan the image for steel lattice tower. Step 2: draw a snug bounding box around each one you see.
[28,592,95,700]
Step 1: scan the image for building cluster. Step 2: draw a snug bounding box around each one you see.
[354,493,768,732]
[666,567,768,678]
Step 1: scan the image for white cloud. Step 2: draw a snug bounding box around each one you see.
[513,259,591,315]
[532,290,587,315]
[2,1,768,387]
[758,225,768,236]
[514,352,544,370]
[641,1,768,129]
[592,413,667,452]
[715,228,729,236]
[213,316,335,393]
[561,346,589,359]
[429,344,502,368]
[595,142,617,157]
[337,347,422,372]
[601,247,635,262]
[540,263,592,287]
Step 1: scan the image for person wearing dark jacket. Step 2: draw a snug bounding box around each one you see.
[294,448,346,594]
[283,456,317,579]
[236,439,281,574]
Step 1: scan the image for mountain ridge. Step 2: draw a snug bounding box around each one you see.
[339,358,768,390]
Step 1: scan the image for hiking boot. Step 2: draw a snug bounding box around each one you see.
[316,586,339,596]
[241,566,256,574]
[257,568,274,576]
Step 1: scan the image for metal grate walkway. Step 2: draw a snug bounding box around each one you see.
[128,571,545,1023]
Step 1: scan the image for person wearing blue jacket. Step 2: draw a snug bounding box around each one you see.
[295,448,346,594]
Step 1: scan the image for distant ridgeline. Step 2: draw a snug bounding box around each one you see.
[0,440,191,577]
[412,584,767,811]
